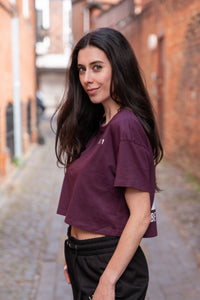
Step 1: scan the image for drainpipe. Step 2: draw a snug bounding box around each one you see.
[9,0,22,162]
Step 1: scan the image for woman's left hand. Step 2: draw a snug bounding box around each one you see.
[92,278,115,300]
[63,260,71,284]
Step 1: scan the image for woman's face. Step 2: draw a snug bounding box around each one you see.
[77,46,113,106]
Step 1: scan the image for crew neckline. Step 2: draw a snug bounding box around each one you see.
[99,108,126,131]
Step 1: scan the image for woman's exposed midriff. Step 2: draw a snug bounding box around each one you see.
[70,226,105,240]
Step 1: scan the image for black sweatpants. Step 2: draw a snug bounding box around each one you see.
[64,228,149,300]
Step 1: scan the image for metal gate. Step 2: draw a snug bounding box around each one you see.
[6,102,14,160]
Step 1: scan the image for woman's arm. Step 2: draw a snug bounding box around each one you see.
[93,187,151,300]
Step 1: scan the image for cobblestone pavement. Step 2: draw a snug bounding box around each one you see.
[0,118,71,300]
[0,117,200,300]
[144,162,200,300]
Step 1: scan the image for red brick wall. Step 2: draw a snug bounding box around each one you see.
[93,0,134,29]
[121,0,200,178]
[19,0,37,151]
[0,4,13,176]
[71,0,124,43]
[0,0,37,177]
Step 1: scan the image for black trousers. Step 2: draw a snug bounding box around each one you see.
[64,227,149,300]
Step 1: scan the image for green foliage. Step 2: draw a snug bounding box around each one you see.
[13,156,20,166]
[13,157,25,168]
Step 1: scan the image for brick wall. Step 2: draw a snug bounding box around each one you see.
[93,0,134,29]
[121,0,200,178]
[0,4,13,176]
[71,0,124,43]
[0,0,37,178]
[19,0,37,151]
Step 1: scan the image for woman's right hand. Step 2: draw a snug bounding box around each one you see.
[64,261,71,284]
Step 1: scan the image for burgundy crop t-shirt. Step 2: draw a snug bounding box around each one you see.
[57,109,157,237]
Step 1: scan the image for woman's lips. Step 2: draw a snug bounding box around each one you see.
[86,87,99,95]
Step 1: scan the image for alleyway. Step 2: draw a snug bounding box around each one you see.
[0,117,200,300]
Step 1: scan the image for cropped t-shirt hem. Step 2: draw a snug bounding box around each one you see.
[65,220,123,237]
[57,208,67,216]
[56,213,157,238]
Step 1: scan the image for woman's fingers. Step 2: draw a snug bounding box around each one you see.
[64,264,71,284]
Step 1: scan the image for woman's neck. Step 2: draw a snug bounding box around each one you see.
[103,102,121,126]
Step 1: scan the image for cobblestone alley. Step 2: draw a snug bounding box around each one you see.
[0,117,200,300]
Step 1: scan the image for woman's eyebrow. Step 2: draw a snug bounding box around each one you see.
[77,60,105,67]
[90,60,104,65]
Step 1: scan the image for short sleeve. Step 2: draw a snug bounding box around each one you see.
[114,140,151,192]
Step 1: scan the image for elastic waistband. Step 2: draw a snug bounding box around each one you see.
[66,226,119,256]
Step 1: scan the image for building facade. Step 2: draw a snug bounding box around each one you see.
[71,0,123,43]
[0,0,37,178]
[121,0,200,179]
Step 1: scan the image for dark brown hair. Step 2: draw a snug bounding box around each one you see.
[52,28,163,184]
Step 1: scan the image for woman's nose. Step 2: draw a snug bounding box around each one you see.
[83,70,93,84]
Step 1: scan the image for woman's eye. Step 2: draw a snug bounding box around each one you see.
[78,67,85,73]
[93,65,102,71]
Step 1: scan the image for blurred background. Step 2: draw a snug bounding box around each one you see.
[0,1,200,299]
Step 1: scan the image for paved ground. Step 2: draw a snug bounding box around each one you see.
[0,117,200,300]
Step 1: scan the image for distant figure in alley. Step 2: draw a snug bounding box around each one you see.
[53,27,163,300]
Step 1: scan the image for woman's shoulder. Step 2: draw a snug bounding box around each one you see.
[108,108,152,150]
[111,109,147,142]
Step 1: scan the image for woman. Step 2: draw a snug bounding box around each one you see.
[54,27,163,299]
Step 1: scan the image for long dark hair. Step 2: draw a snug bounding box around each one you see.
[53,27,163,175]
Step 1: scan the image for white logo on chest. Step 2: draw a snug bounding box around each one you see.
[98,138,105,144]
